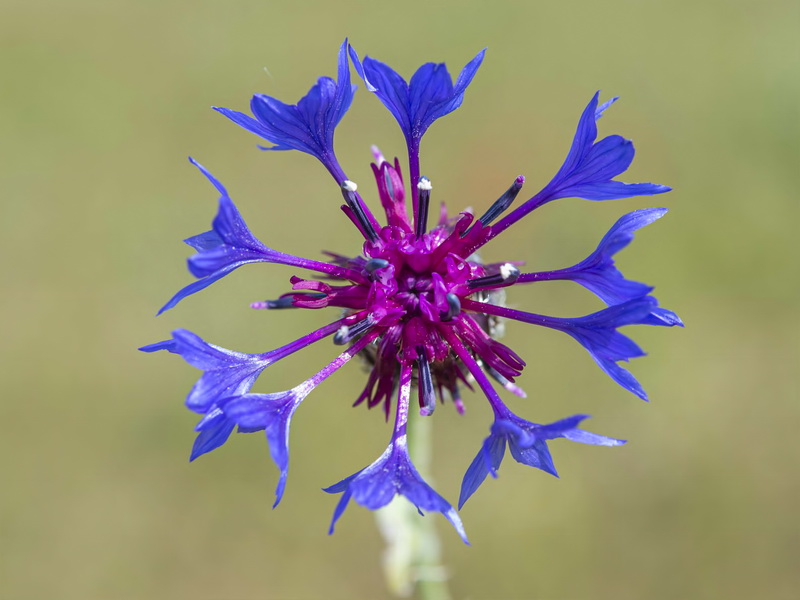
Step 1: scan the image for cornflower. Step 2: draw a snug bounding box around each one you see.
[142,40,681,544]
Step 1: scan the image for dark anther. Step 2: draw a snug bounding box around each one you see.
[341,180,379,243]
[467,263,521,289]
[384,170,395,199]
[487,366,511,387]
[416,346,436,416]
[441,293,461,321]
[477,175,525,227]
[333,315,375,345]
[415,176,432,239]
[364,258,389,275]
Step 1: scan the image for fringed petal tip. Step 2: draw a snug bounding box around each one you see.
[157,162,288,314]
[459,412,626,507]
[324,441,469,544]
[189,409,236,461]
[348,44,486,143]
[504,93,672,223]
[527,207,671,306]
[138,340,175,353]
[213,40,353,172]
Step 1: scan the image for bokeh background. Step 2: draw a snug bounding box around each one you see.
[3,0,798,598]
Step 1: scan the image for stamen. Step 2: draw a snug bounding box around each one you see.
[333,315,375,345]
[251,293,327,309]
[341,180,379,243]
[416,346,436,416]
[477,175,525,226]
[415,176,432,239]
[364,258,389,275]
[441,293,461,321]
[467,263,521,289]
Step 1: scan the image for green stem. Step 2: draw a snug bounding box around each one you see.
[375,409,452,599]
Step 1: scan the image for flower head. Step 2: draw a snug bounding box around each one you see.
[459,413,625,509]
[143,41,680,542]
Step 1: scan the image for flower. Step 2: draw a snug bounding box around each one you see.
[142,40,680,543]
[459,413,625,509]
[348,45,485,151]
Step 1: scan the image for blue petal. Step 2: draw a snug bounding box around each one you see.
[560,181,672,202]
[184,230,223,252]
[593,354,649,400]
[408,62,454,131]
[188,157,228,196]
[508,438,558,476]
[595,208,668,261]
[481,430,508,478]
[493,418,560,476]
[159,264,250,315]
[222,391,304,507]
[348,49,408,128]
[595,96,619,119]
[458,433,505,509]
[190,408,236,461]
[212,107,277,141]
[326,488,354,535]
[214,40,354,171]
[325,439,469,544]
[524,414,591,440]
[249,94,322,155]
[185,198,268,278]
[554,91,602,182]
[562,428,626,446]
[643,305,684,327]
[138,339,176,353]
[574,272,653,307]
[556,135,635,191]
[429,48,486,126]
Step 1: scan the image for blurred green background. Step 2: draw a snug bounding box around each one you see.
[3,0,798,598]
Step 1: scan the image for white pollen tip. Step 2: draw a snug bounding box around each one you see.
[336,325,349,337]
[500,263,518,279]
[370,145,386,165]
[418,177,432,191]
[342,180,358,192]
